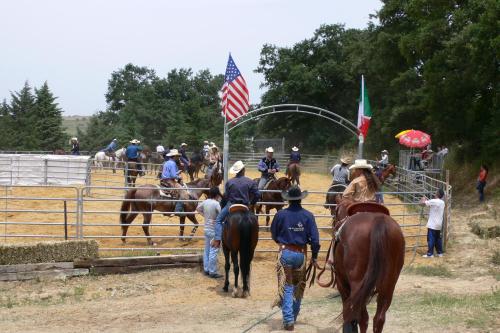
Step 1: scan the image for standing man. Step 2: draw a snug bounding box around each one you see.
[271,186,320,331]
[330,157,352,185]
[477,165,488,202]
[70,137,80,155]
[212,161,260,247]
[161,149,187,214]
[125,139,144,177]
[258,147,280,190]
[420,189,446,258]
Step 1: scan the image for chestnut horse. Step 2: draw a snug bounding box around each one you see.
[254,176,292,227]
[286,163,301,186]
[324,183,347,216]
[312,201,405,333]
[222,208,259,298]
[377,164,396,184]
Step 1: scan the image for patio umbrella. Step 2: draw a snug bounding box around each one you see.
[395,129,411,139]
[398,130,431,148]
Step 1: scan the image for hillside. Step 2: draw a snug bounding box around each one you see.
[62,115,91,136]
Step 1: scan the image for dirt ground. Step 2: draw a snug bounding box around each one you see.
[1,170,499,332]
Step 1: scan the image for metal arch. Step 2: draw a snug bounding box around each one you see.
[227,104,359,138]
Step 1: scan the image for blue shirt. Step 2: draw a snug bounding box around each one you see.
[225,175,260,205]
[105,141,117,152]
[258,157,280,177]
[126,145,142,159]
[290,152,301,162]
[162,159,180,180]
[271,203,321,259]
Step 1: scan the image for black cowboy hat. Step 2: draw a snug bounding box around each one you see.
[281,186,308,201]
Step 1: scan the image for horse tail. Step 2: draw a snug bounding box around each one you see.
[120,188,136,224]
[239,213,254,283]
[347,216,388,320]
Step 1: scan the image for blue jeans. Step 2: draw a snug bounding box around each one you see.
[427,228,443,256]
[214,203,230,241]
[477,181,486,202]
[203,230,219,274]
[280,249,305,325]
[175,201,184,213]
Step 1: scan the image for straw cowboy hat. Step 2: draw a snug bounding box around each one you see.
[210,144,219,150]
[340,157,352,164]
[349,159,373,170]
[266,147,274,153]
[381,149,389,154]
[292,146,299,152]
[181,143,187,147]
[166,149,181,157]
[281,186,308,201]
[229,160,245,174]
[203,140,209,144]
[130,139,140,144]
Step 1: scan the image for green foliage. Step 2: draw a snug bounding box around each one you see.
[33,82,65,150]
[406,264,453,277]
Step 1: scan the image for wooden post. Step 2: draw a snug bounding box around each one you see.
[442,169,450,251]
[63,200,68,240]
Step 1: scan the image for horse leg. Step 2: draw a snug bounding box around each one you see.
[359,306,369,333]
[187,214,199,238]
[142,213,156,246]
[231,250,240,297]
[265,206,270,228]
[336,274,357,333]
[223,245,230,292]
[373,289,395,333]
[179,215,186,240]
[121,211,138,244]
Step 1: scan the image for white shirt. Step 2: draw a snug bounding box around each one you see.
[156,145,165,153]
[380,154,389,164]
[425,198,445,230]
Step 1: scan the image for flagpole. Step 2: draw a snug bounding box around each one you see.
[222,54,230,185]
[357,75,364,159]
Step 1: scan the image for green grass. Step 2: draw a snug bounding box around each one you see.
[406,264,453,277]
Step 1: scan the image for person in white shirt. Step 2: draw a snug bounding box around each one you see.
[420,189,445,258]
[156,144,165,154]
[379,150,389,168]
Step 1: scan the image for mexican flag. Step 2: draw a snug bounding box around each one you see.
[357,76,372,138]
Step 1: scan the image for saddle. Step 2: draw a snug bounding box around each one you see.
[229,204,249,214]
[346,201,390,216]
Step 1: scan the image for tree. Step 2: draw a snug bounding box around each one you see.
[9,81,36,149]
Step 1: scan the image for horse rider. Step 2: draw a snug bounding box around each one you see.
[271,186,320,331]
[125,139,144,176]
[202,140,210,158]
[258,147,280,190]
[212,161,260,248]
[160,149,189,214]
[206,144,221,178]
[378,149,389,168]
[342,159,380,202]
[70,137,80,155]
[286,146,301,174]
[156,143,165,156]
[330,157,352,186]
[179,143,190,171]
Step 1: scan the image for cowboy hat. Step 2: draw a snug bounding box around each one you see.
[112,138,117,141]
[210,144,218,150]
[229,160,245,174]
[181,143,187,147]
[381,149,389,154]
[209,141,215,146]
[349,159,373,170]
[203,140,209,144]
[281,186,308,201]
[340,157,352,164]
[292,146,299,152]
[266,147,274,153]
[166,149,181,157]
[130,139,140,144]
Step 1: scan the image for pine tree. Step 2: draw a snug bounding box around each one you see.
[0,99,15,149]
[33,82,65,151]
[9,81,37,150]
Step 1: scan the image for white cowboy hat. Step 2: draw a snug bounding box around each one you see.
[349,159,373,170]
[130,139,140,144]
[181,143,187,147]
[229,160,245,174]
[292,146,299,152]
[112,138,117,141]
[381,150,389,154]
[209,141,215,146]
[340,157,352,164]
[203,140,209,144]
[266,147,274,153]
[71,137,78,141]
[166,149,181,157]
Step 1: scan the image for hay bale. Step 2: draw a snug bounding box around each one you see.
[0,240,98,265]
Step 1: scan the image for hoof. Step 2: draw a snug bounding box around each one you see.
[223,286,229,293]
[232,288,239,298]
[242,290,250,298]
[121,238,127,244]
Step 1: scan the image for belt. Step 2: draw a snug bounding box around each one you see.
[279,244,306,253]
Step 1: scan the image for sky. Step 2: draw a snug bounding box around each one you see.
[0,0,382,116]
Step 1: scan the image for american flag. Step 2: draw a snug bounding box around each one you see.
[221,54,249,121]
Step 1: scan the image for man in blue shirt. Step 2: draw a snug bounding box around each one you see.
[258,147,280,190]
[104,139,118,154]
[161,149,187,213]
[212,161,260,247]
[125,139,144,176]
[271,186,320,331]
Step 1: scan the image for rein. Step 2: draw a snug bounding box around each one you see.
[306,240,336,288]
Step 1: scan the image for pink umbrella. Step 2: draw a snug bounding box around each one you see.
[398,130,431,148]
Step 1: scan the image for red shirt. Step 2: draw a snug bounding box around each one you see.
[478,170,488,182]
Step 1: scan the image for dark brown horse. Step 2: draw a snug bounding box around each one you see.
[324,183,347,216]
[286,163,301,186]
[317,201,405,333]
[376,164,396,184]
[188,151,205,181]
[222,208,259,298]
[255,176,292,227]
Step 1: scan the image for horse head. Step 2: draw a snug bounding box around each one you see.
[275,176,292,191]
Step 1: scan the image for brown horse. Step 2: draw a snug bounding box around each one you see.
[286,163,301,186]
[324,183,347,216]
[255,176,292,227]
[125,161,139,187]
[188,151,205,181]
[376,164,396,184]
[222,208,259,298]
[318,201,405,333]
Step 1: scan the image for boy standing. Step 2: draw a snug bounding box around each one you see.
[196,187,222,278]
[420,189,445,258]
